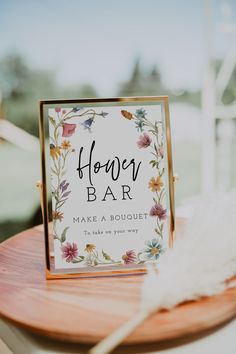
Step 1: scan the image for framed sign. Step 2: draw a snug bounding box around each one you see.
[39,96,175,279]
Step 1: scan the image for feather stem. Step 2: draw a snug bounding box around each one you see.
[88,309,150,354]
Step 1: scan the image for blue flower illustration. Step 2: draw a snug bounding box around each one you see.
[143,237,165,260]
[135,108,147,119]
[81,117,94,131]
[135,119,145,132]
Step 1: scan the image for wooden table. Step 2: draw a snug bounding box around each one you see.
[0,223,236,351]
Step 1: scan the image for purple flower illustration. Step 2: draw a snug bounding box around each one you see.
[61,242,78,262]
[55,107,61,113]
[122,250,137,264]
[60,180,66,189]
[82,117,94,131]
[60,182,69,193]
[137,132,152,148]
[150,203,167,220]
[59,180,71,197]
[72,107,81,113]
[62,123,76,137]
[62,191,71,198]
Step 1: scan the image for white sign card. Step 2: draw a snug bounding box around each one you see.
[39,97,175,278]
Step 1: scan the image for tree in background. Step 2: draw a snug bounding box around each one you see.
[0,54,98,137]
[118,58,200,106]
[0,54,57,136]
[118,58,165,96]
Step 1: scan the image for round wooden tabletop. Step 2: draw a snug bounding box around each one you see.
[0,223,236,345]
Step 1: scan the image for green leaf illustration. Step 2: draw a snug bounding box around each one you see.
[51,168,57,175]
[102,250,111,260]
[149,160,156,164]
[49,116,56,126]
[60,226,69,243]
[53,235,60,241]
[72,258,84,263]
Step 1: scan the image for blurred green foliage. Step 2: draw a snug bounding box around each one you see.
[0,54,98,136]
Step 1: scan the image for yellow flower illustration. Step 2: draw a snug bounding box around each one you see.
[148,176,164,192]
[150,246,160,256]
[61,140,71,150]
[50,144,61,159]
[84,244,96,253]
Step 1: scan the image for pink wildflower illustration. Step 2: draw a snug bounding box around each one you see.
[137,132,152,148]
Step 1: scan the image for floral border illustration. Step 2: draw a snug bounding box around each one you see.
[121,108,167,239]
[49,106,165,267]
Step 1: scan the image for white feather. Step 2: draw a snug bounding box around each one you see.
[141,190,236,313]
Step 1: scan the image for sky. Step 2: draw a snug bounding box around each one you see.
[0,0,235,95]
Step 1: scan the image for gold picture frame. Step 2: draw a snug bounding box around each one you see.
[39,96,175,279]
